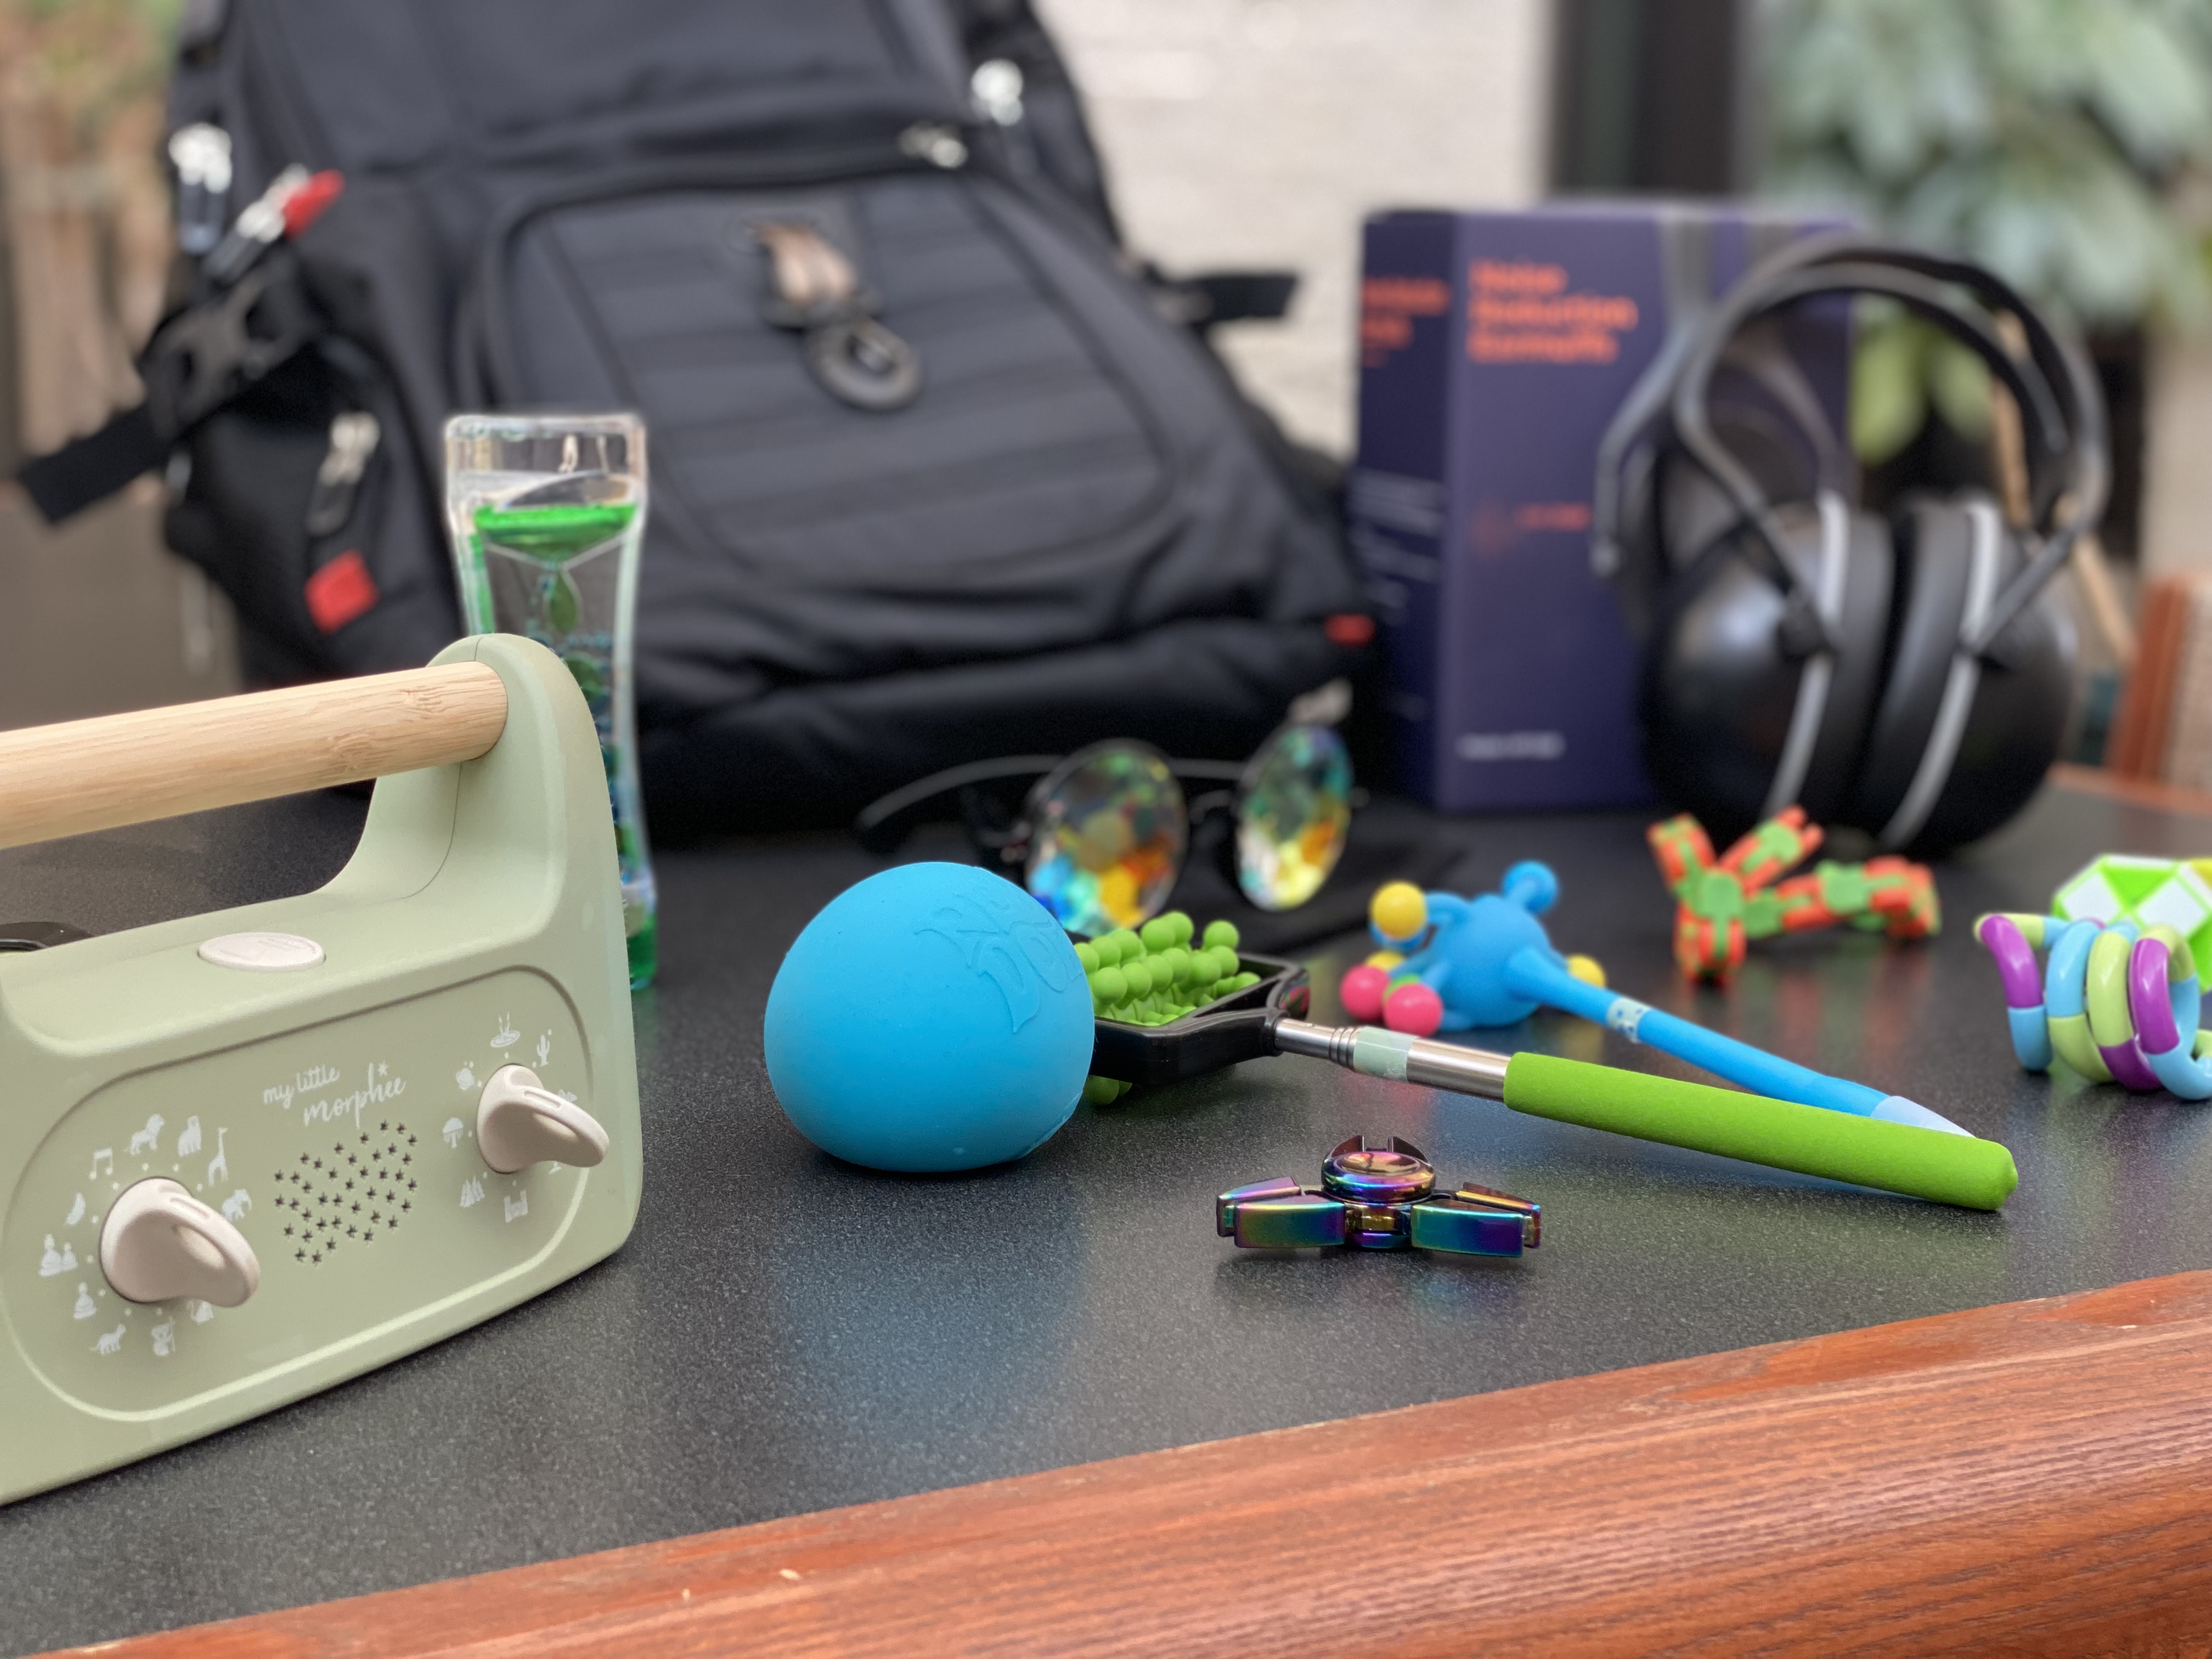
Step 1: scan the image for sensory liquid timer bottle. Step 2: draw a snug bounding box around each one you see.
[444,414,657,988]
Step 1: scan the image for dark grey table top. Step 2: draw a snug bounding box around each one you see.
[4,781,2209,1654]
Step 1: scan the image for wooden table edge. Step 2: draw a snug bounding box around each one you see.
[54,1267,2212,1658]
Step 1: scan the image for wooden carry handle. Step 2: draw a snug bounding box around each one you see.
[0,662,509,853]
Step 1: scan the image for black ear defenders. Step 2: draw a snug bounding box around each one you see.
[1592,235,2109,856]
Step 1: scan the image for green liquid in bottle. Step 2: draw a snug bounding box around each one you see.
[472,499,657,989]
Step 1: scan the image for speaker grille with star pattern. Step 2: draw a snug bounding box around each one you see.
[267,1121,420,1267]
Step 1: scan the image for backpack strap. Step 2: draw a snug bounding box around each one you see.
[15,149,346,525]
[16,407,166,524]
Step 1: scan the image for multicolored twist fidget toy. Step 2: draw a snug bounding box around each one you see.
[1649,809,1939,983]
[1977,912,2212,1098]
[1216,1136,1540,1257]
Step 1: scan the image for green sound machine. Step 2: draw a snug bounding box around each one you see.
[0,634,641,1504]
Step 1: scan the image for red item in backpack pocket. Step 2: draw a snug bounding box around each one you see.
[304,548,379,633]
[281,170,345,238]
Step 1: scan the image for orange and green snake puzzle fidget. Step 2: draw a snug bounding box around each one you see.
[1647,808,1940,983]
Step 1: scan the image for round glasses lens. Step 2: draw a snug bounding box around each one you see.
[1025,747,1188,937]
[1235,724,1353,911]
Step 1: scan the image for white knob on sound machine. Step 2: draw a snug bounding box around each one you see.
[476,1065,610,1173]
[100,1178,261,1307]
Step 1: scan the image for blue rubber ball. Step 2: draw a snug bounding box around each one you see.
[764,862,1095,1172]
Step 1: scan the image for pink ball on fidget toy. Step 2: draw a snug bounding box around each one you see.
[1383,980,1444,1037]
[1340,962,1391,1023]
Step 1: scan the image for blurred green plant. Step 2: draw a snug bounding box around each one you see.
[1763,0,2212,461]
[1,0,179,145]
[1847,302,1999,462]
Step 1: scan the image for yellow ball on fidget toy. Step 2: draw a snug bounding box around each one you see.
[1370,881,1429,946]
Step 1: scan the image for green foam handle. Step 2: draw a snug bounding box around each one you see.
[1502,1053,2018,1211]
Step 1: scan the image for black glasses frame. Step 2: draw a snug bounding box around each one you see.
[854,726,1354,915]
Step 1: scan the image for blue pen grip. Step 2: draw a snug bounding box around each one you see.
[1505,949,1887,1117]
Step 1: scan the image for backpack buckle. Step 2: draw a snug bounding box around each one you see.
[142,253,321,439]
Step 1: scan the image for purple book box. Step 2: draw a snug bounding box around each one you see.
[1352,202,1849,812]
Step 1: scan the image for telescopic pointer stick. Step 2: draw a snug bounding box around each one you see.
[1267,1017,2017,1211]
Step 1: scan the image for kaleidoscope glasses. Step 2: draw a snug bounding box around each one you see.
[855,723,1356,939]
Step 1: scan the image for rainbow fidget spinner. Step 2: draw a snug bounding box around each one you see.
[1216,1137,1541,1256]
[1648,808,1939,983]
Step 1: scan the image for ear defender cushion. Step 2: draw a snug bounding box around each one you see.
[1792,505,1892,826]
[1640,501,1882,840]
[1847,494,2078,854]
[1850,496,1979,837]
[1914,550,2074,857]
[1640,525,1804,838]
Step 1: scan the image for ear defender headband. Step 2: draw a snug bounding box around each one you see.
[1667,242,2107,645]
[1592,235,2109,849]
[1596,235,2107,612]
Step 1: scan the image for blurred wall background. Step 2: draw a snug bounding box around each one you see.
[0,0,236,728]
[1037,0,1550,456]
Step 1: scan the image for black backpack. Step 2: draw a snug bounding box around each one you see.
[29,0,1366,835]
